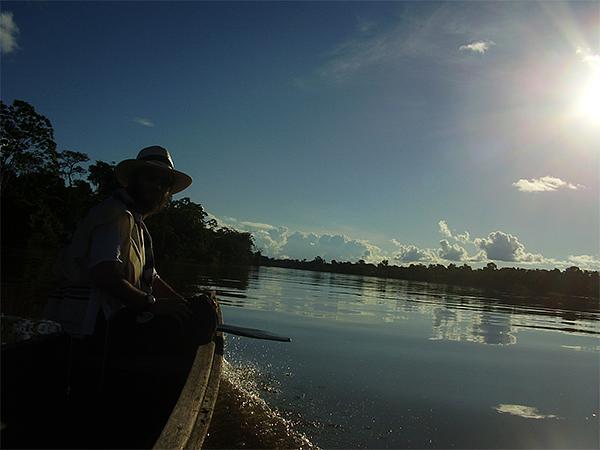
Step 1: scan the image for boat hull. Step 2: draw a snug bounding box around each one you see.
[1,307,224,449]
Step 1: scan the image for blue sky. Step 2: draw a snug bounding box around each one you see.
[1,1,598,268]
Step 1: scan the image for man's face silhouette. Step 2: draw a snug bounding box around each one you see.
[127,165,173,215]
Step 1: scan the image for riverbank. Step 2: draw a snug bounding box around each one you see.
[256,256,599,312]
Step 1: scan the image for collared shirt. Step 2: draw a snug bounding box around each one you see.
[82,192,157,335]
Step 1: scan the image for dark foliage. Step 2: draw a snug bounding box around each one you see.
[256,255,599,310]
[145,198,254,269]
[0,99,58,192]
[0,100,255,290]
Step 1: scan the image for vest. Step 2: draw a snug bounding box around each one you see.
[47,190,149,336]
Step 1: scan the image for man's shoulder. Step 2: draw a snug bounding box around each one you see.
[88,195,134,225]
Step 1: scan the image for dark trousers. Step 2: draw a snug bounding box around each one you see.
[93,294,218,357]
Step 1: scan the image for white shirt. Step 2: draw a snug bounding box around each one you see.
[82,209,157,335]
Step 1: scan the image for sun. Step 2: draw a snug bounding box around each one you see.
[575,71,600,124]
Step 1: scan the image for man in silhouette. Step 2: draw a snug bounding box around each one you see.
[59,145,217,355]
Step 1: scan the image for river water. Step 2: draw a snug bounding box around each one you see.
[164,265,599,449]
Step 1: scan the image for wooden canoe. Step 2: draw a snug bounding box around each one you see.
[1,306,224,449]
[154,306,224,449]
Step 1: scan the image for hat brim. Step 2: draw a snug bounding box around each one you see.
[115,159,193,195]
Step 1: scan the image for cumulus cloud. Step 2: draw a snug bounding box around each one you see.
[456,231,471,244]
[474,231,544,262]
[576,47,600,70]
[438,239,468,261]
[438,220,471,244]
[281,232,377,262]
[438,220,598,268]
[391,239,438,263]
[566,255,600,270]
[512,176,582,192]
[217,216,383,262]
[459,40,494,54]
[212,214,593,270]
[223,219,289,257]
[0,11,19,54]
[438,220,452,238]
[238,221,276,231]
[133,117,155,127]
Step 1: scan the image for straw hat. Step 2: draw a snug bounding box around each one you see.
[115,146,192,194]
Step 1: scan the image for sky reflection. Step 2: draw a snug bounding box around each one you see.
[166,265,600,448]
[191,266,600,347]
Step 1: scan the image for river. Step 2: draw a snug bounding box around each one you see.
[162,264,599,449]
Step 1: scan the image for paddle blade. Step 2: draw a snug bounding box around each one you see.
[217,324,291,342]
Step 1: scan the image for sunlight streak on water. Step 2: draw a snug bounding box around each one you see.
[204,360,316,449]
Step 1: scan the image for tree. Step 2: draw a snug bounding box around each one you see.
[146,197,212,262]
[0,99,58,192]
[485,262,498,271]
[88,160,119,199]
[58,150,89,187]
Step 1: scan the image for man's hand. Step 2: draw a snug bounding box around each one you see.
[202,289,219,311]
[149,297,193,326]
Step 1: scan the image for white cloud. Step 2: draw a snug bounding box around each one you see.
[566,255,600,270]
[438,239,468,261]
[438,220,471,244]
[282,232,377,262]
[133,117,155,127]
[391,239,438,263]
[512,176,582,192]
[576,47,600,70]
[474,231,544,263]
[458,40,495,54]
[456,231,471,244]
[217,216,383,262]
[212,214,595,270]
[317,6,485,82]
[437,220,599,268]
[0,11,19,54]
[494,404,560,420]
[238,221,275,231]
[221,218,289,257]
[438,220,452,238]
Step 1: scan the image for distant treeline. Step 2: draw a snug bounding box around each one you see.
[1,99,255,287]
[256,255,600,302]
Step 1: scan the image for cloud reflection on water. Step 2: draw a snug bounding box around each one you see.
[494,404,561,420]
[166,265,600,348]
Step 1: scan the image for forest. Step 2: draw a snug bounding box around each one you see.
[0,100,255,290]
[256,253,599,303]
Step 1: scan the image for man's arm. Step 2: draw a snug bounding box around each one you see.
[91,263,193,326]
[90,261,149,313]
[153,273,218,311]
[152,274,186,300]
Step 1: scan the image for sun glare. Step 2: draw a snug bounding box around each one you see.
[575,71,600,124]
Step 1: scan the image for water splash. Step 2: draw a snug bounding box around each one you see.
[204,360,317,449]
